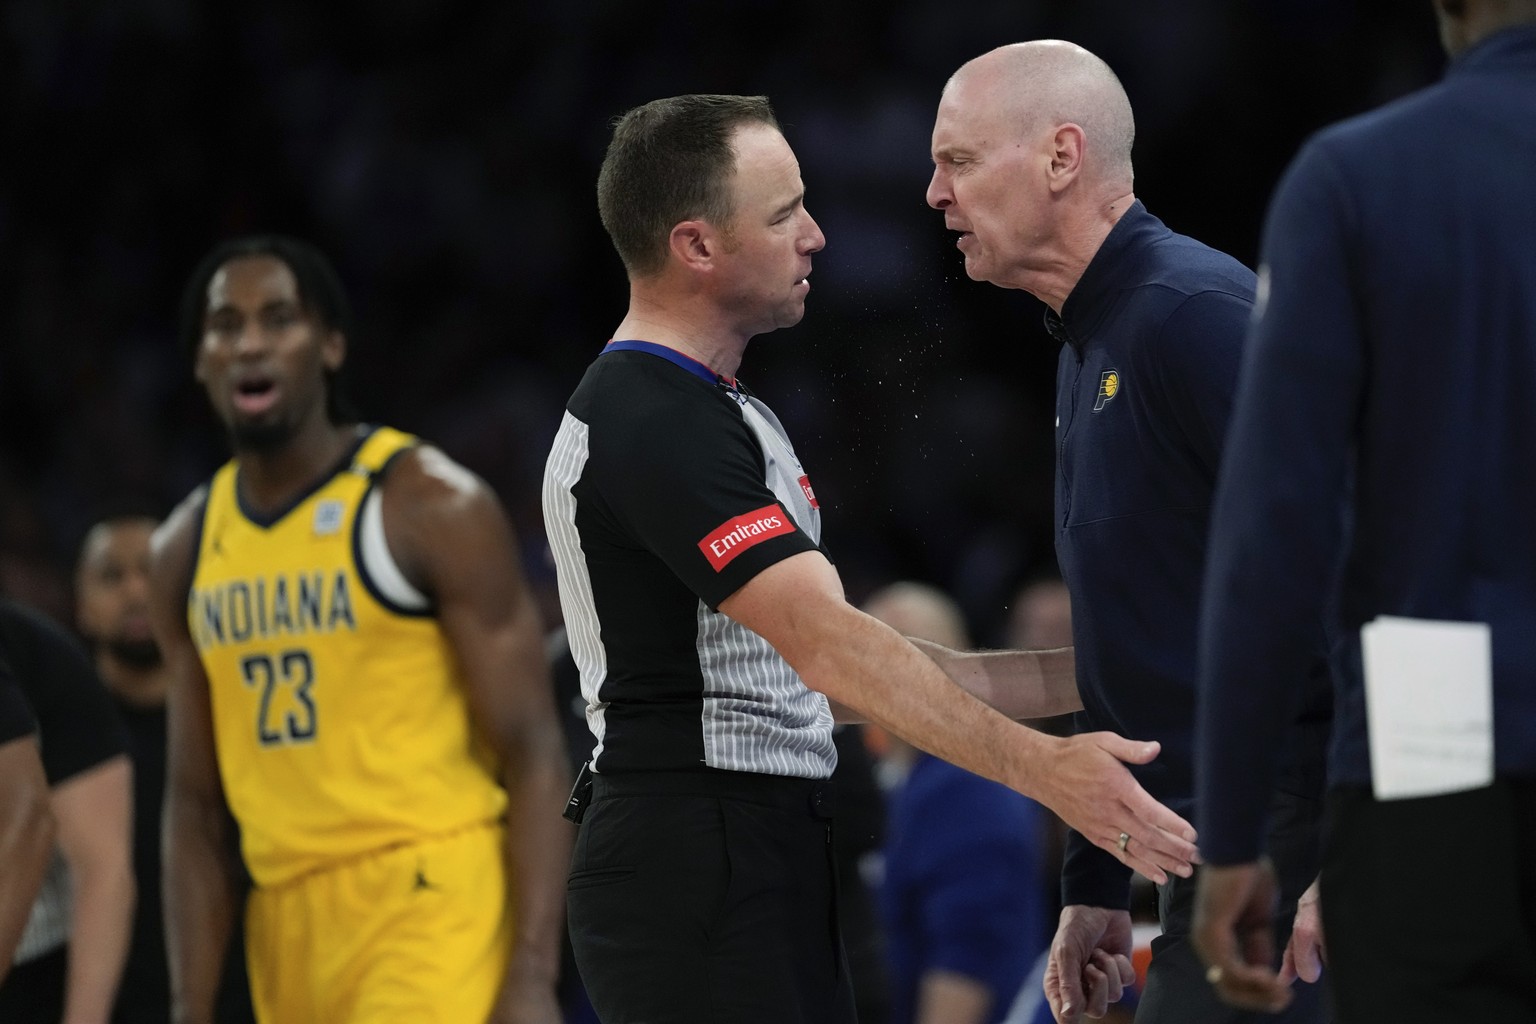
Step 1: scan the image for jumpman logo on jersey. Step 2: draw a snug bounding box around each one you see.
[412,865,439,892]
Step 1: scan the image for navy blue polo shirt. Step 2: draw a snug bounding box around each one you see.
[1050,202,1331,908]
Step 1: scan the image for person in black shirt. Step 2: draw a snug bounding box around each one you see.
[0,598,133,1023]
[0,662,53,982]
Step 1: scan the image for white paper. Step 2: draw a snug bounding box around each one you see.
[1361,615,1494,801]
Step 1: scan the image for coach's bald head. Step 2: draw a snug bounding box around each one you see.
[946,40,1136,190]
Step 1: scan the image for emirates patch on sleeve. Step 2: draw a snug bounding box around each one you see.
[698,504,795,571]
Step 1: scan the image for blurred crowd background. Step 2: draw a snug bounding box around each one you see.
[0,0,1442,643]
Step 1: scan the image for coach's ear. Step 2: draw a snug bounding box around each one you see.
[1046,123,1087,195]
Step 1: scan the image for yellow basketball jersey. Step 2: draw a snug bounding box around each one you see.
[188,426,506,887]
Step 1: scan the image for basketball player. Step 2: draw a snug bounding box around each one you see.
[149,236,571,1024]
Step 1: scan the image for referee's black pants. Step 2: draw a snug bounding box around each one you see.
[567,769,857,1024]
[1321,780,1536,1024]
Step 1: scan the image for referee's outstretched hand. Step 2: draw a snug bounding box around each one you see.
[1035,732,1198,884]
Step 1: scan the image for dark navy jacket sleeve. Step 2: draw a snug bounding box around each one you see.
[1196,143,1360,864]
[1060,824,1132,911]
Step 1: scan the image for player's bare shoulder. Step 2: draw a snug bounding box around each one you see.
[377,443,514,582]
[378,443,504,524]
[146,485,210,643]
[382,443,495,513]
[149,486,210,588]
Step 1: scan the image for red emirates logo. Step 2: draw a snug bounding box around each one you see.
[698,504,795,571]
[798,475,819,509]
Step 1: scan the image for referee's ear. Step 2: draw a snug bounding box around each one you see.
[669,219,721,273]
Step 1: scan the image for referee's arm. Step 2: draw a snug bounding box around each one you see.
[719,549,1195,885]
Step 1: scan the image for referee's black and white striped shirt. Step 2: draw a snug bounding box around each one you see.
[542,341,836,779]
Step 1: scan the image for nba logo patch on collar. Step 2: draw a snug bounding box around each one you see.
[1093,369,1121,412]
[313,500,345,536]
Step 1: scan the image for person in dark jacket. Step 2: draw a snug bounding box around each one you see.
[1191,2,1536,1022]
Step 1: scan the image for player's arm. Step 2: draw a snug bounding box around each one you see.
[0,730,53,983]
[51,754,135,1024]
[150,493,241,1024]
[832,639,1079,723]
[719,550,1197,883]
[383,447,571,1024]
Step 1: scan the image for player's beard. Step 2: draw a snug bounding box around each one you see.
[107,636,162,670]
[229,417,297,454]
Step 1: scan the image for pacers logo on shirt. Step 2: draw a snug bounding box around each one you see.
[698,504,796,571]
[1094,369,1121,412]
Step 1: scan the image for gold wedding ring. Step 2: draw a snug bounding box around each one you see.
[1206,965,1225,985]
[1116,831,1131,853]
